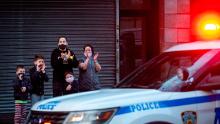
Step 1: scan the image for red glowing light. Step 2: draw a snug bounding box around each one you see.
[194,12,220,40]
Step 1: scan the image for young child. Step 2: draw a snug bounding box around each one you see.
[13,65,31,124]
[29,54,49,105]
[64,71,79,95]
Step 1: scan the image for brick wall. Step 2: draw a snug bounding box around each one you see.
[160,0,190,50]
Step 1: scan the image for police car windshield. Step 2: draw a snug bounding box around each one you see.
[117,50,208,91]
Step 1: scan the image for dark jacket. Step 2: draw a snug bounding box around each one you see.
[63,80,79,95]
[51,48,79,82]
[13,76,32,101]
[29,66,49,95]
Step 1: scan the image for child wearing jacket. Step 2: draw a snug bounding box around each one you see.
[13,65,32,124]
[64,71,79,95]
[29,54,49,105]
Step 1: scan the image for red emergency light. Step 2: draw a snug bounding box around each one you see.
[194,12,220,40]
[204,23,219,30]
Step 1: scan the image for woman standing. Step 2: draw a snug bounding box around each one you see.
[78,44,101,92]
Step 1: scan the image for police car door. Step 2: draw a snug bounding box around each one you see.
[193,63,220,124]
[210,63,220,124]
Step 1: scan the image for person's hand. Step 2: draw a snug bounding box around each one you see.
[36,63,42,72]
[66,84,72,91]
[21,87,26,92]
[41,63,46,73]
[66,50,71,59]
[18,73,23,80]
[94,52,99,62]
[61,53,66,59]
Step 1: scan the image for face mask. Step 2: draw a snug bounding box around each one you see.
[65,76,74,83]
[18,73,25,78]
[84,52,92,57]
[88,53,92,57]
[59,44,67,50]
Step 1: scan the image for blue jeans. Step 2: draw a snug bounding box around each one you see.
[31,94,44,106]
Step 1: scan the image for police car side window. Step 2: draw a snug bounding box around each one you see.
[206,64,220,83]
[196,63,220,90]
[163,56,196,82]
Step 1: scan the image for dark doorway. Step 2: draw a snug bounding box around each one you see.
[119,0,160,80]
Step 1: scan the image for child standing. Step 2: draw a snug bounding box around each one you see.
[13,65,31,124]
[29,54,49,105]
[64,71,79,95]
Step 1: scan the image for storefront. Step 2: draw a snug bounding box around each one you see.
[2,0,217,123]
[0,0,116,121]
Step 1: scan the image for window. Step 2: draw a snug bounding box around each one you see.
[196,63,220,88]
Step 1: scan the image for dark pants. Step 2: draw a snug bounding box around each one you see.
[53,80,64,97]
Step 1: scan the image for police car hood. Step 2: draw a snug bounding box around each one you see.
[32,89,172,112]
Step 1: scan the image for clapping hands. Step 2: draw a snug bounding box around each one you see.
[93,52,99,62]
[61,50,71,59]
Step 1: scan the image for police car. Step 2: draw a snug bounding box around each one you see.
[30,41,220,124]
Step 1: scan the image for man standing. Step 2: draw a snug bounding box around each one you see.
[51,36,78,96]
